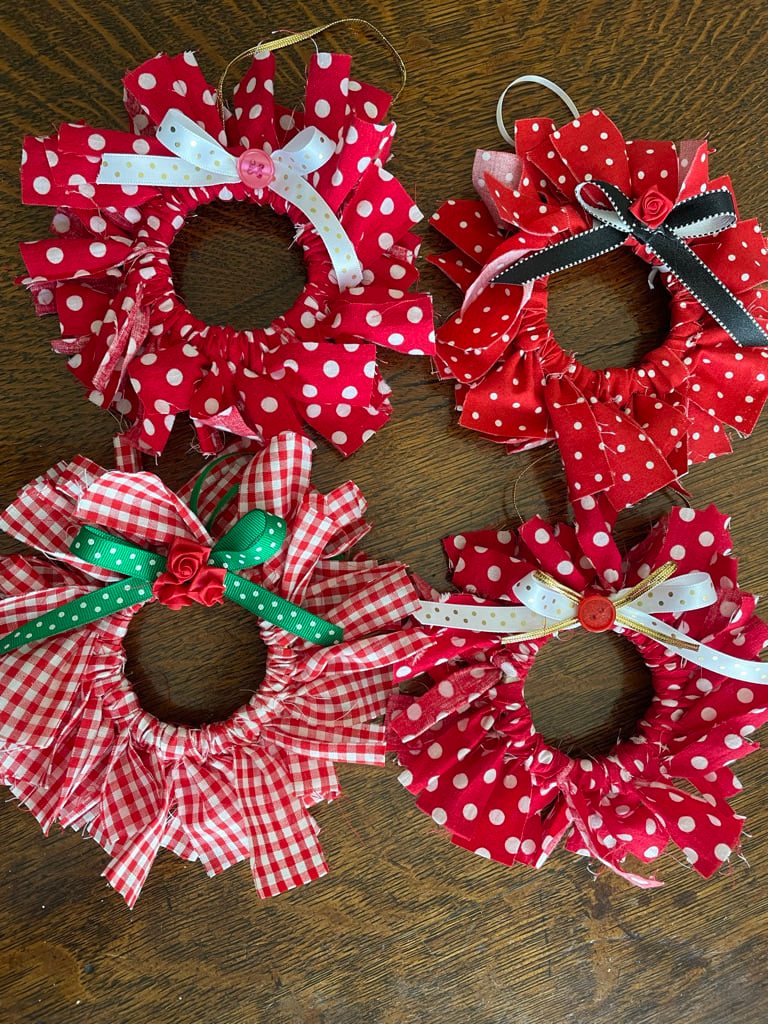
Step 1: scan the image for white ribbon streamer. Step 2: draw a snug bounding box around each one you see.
[416,569,768,685]
[97,109,363,289]
[496,75,581,146]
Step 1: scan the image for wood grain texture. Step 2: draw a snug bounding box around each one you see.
[1,1,767,1022]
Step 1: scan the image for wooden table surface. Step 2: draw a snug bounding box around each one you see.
[1,2,767,1022]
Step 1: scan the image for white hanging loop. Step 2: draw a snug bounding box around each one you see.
[496,74,581,146]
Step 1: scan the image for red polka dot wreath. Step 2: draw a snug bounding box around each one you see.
[388,501,768,886]
[0,433,423,906]
[429,101,768,511]
[18,48,434,457]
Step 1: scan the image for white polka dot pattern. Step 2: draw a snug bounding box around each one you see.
[389,502,768,886]
[429,106,768,512]
[18,48,434,458]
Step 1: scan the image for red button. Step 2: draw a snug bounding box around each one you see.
[577,594,616,632]
[237,148,275,188]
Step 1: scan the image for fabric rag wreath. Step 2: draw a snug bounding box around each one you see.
[0,432,422,906]
[18,42,434,457]
[388,499,768,886]
[429,77,768,511]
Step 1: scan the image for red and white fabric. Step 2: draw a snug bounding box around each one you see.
[388,500,768,886]
[0,432,423,906]
[430,108,768,511]
[18,49,434,457]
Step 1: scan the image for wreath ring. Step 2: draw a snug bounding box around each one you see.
[388,501,768,886]
[429,77,768,512]
[0,433,422,906]
[19,35,434,458]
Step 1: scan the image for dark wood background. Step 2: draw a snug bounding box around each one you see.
[1,2,767,1022]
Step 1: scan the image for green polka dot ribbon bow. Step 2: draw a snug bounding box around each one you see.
[0,470,343,654]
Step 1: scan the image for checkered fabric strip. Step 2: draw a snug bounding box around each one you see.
[172,758,250,874]
[234,746,329,898]
[77,470,211,547]
[285,756,341,808]
[0,632,95,748]
[179,452,251,527]
[0,552,94,593]
[263,720,387,765]
[102,803,171,909]
[0,432,426,904]
[303,564,420,639]
[112,434,143,473]
[234,433,316,523]
[278,492,368,604]
[0,457,115,581]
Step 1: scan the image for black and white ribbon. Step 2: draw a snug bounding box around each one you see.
[495,180,768,347]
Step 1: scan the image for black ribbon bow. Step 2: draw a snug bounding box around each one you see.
[495,181,768,347]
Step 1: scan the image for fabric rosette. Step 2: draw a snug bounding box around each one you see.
[388,499,768,886]
[430,103,768,511]
[0,433,423,906]
[19,48,434,457]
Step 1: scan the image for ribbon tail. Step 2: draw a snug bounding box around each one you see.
[414,599,554,634]
[223,573,342,645]
[648,231,768,347]
[97,154,238,187]
[0,578,150,655]
[494,223,623,285]
[619,608,768,685]
[269,170,363,289]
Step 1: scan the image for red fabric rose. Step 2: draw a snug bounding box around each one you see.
[151,538,226,610]
[630,186,674,229]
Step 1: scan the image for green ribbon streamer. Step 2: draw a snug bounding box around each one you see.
[0,500,343,655]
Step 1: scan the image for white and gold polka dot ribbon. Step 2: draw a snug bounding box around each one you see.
[416,562,768,685]
[96,109,363,289]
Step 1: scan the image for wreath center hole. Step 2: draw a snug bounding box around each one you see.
[169,200,308,331]
[546,245,669,370]
[125,598,268,727]
[524,629,653,758]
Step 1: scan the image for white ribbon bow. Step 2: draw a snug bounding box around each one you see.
[416,563,768,685]
[97,109,363,289]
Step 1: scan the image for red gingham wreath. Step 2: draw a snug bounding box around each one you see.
[430,102,768,511]
[18,48,434,457]
[388,500,768,886]
[0,433,422,906]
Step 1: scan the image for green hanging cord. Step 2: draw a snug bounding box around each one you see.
[187,451,245,519]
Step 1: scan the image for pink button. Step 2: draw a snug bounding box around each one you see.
[237,148,275,189]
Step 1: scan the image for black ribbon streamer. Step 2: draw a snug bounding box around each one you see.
[495,181,768,348]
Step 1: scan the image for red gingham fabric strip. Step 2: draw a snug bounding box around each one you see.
[0,431,423,905]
